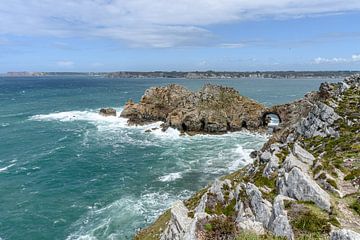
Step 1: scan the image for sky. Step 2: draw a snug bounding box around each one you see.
[0,0,360,72]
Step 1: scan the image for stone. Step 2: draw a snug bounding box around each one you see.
[263,154,279,178]
[99,108,116,116]
[160,201,192,240]
[260,151,272,163]
[283,153,310,173]
[293,142,315,165]
[330,229,360,240]
[269,195,294,240]
[245,183,272,228]
[279,167,331,212]
[297,102,340,138]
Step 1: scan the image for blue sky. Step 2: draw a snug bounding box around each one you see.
[0,0,360,72]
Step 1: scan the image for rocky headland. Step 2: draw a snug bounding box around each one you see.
[133,75,360,240]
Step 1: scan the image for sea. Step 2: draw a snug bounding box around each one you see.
[0,76,340,240]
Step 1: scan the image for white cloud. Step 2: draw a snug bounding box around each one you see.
[352,54,360,62]
[220,43,246,48]
[1,1,360,47]
[314,54,360,64]
[56,60,74,67]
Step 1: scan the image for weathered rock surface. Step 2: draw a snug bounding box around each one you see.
[245,183,272,228]
[99,107,116,116]
[330,229,360,240]
[269,195,294,240]
[279,167,331,211]
[121,84,266,133]
[160,201,192,240]
[297,102,340,138]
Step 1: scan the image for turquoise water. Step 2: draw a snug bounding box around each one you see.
[0,77,340,240]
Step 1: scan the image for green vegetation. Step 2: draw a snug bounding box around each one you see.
[134,210,171,240]
[203,217,236,240]
[350,199,360,216]
[304,86,360,182]
[236,231,285,240]
[287,201,334,238]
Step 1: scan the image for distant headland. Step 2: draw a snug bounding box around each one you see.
[1,71,359,79]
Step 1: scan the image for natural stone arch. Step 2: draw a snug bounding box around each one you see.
[262,112,282,127]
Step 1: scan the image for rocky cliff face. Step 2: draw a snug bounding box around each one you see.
[135,75,360,240]
[121,84,267,134]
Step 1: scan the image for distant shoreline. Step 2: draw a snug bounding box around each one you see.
[1,70,359,79]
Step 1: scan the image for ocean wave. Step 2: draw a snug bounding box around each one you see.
[227,145,254,171]
[0,163,16,173]
[66,190,192,240]
[158,172,183,182]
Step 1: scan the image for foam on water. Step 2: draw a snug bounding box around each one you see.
[0,163,16,173]
[66,190,191,240]
[158,172,183,182]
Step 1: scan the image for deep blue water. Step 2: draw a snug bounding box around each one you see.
[0,77,340,240]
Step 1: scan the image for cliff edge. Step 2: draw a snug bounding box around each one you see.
[135,75,360,240]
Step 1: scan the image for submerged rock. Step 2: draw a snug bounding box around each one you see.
[99,108,116,116]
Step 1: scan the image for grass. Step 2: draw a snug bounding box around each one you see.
[236,231,285,240]
[134,210,171,240]
[287,202,333,238]
[350,199,360,216]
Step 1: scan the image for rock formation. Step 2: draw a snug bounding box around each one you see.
[121,84,267,133]
[99,107,116,116]
[135,75,360,240]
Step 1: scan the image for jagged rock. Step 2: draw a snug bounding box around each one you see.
[260,151,272,163]
[161,201,192,240]
[263,154,279,178]
[269,195,294,240]
[297,102,340,138]
[245,183,272,228]
[279,167,331,212]
[283,153,309,173]
[99,108,116,116]
[292,143,315,165]
[330,229,360,240]
[235,197,266,234]
[209,179,232,203]
[121,84,266,133]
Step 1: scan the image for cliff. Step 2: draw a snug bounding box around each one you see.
[134,75,360,240]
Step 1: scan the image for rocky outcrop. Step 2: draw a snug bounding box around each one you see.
[121,84,266,133]
[136,75,360,240]
[161,201,193,240]
[99,108,116,116]
[278,167,331,212]
[330,229,360,240]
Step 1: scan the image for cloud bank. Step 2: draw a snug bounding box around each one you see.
[314,54,360,64]
[1,0,360,47]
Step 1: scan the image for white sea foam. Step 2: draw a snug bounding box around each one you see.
[0,163,16,173]
[66,190,191,240]
[158,172,183,182]
[227,145,254,171]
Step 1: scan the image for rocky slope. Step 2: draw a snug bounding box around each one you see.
[120,84,267,134]
[134,75,360,240]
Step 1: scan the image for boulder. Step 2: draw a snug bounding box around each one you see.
[330,229,360,240]
[99,108,116,116]
[245,183,272,228]
[279,167,331,212]
[293,142,315,165]
[160,201,192,240]
[269,195,294,240]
